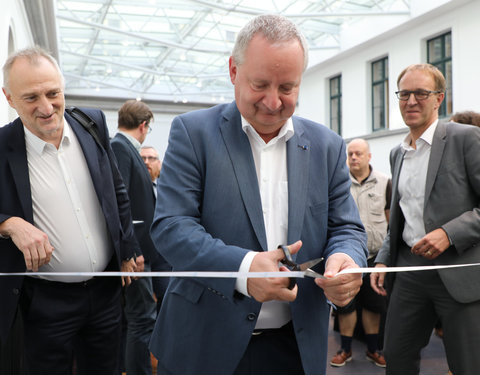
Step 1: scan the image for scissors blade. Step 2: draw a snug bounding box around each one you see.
[303,269,326,279]
[298,257,324,271]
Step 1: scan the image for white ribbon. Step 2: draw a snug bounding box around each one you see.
[1,262,480,278]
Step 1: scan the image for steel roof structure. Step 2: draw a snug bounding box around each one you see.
[55,0,411,104]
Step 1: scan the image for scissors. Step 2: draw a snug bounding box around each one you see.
[278,245,325,289]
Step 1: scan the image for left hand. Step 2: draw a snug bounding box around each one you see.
[121,258,137,286]
[411,228,450,260]
[314,253,363,307]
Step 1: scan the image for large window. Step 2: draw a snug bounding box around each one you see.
[427,32,452,118]
[329,75,342,135]
[371,57,389,131]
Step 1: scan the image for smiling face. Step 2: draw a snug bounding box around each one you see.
[3,56,65,145]
[398,69,444,138]
[229,34,304,142]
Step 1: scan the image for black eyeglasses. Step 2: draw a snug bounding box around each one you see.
[141,156,158,162]
[146,124,152,134]
[395,90,443,101]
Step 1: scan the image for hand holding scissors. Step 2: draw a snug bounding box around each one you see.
[278,245,324,289]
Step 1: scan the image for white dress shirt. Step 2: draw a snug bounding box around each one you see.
[398,119,438,247]
[235,116,294,329]
[25,119,112,282]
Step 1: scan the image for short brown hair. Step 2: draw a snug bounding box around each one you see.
[118,99,153,130]
[397,63,446,92]
[451,111,480,127]
[118,100,153,130]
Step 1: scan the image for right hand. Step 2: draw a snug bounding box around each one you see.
[135,255,145,273]
[0,217,54,271]
[247,240,302,303]
[370,263,387,296]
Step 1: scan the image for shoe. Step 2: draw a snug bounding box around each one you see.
[366,350,386,367]
[330,350,352,367]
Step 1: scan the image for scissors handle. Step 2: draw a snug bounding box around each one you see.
[278,245,298,290]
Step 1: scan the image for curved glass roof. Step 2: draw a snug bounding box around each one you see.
[56,0,411,104]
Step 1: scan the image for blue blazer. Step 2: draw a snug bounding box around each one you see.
[0,108,138,342]
[149,102,367,375]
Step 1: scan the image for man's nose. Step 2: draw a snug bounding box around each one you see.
[38,96,54,114]
[262,88,282,112]
[406,92,418,105]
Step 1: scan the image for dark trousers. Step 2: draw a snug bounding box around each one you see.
[384,270,480,375]
[124,265,157,375]
[233,321,305,375]
[21,276,122,375]
[0,308,24,375]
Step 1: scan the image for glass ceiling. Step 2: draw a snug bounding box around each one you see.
[56,0,411,104]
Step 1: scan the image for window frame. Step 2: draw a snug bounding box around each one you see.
[329,75,342,135]
[371,56,389,132]
[427,31,452,118]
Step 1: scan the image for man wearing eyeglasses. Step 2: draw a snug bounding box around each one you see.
[111,100,169,375]
[140,146,162,195]
[371,63,480,375]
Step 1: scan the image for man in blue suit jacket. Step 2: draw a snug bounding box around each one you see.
[0,47,137,374]
[149,15,368,375]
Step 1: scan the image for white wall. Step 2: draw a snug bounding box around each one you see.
[297,0,480,175]
[0,2,34,125]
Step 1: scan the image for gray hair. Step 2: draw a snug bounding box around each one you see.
[232,14,309,71]
[3,46,64,90]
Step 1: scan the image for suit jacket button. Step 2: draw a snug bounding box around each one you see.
[247,313,256,321]
[12,288,19,295]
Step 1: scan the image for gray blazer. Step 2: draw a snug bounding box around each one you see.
[375,121,480,303]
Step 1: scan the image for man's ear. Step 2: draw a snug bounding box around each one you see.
[229,56,237,84]
[2,88,15,109]
[435,92,445,110]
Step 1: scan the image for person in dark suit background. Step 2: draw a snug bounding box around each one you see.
[149,14,368,375]
[371,64,480,375]
[0,47,137,374]
[111,100,169,375]
[140,145,167,312]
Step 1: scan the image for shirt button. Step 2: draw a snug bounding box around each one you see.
[12,288,20,295]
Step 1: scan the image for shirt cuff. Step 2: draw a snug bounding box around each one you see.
[235,251,257,297]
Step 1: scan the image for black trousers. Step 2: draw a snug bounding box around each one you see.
[0,307,24,375]
[233,321,305,375]
[384,270,480,375]
[21,276,122,375]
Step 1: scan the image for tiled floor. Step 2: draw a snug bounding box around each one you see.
[326,315,449,375]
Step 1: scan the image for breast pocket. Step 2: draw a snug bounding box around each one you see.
[169,278,204,305]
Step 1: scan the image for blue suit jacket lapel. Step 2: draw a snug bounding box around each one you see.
[7,119,33,222]
[220,104,268,251]
[287,120,310,252]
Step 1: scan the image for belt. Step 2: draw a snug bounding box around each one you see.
[25,276,102,288]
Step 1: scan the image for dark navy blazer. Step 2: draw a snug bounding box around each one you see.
[0,108,138,342]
